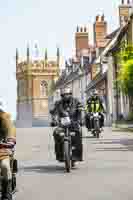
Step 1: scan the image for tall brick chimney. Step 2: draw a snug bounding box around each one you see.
[119,0,132,26]
[75,26,89,58]
[93,14,107,48]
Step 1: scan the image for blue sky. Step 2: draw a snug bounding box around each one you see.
[0,0,120,119]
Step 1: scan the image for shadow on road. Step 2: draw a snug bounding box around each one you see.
[21,164,66,174]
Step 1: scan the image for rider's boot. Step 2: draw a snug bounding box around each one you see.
[71,160,76,167]
[1,179,12,200]
[87,128,91,132]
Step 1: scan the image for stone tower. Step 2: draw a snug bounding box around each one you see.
[16,45,60,127]
[75,26,89,58]
[119,0,133,26]
[93,14,108,48]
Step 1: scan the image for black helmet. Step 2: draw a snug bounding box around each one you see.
[92,89,98,96]
[60,87,72,102]
[91,89,99,100]
[60,88,72,97]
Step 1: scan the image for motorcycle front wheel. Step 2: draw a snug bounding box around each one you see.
[12,174,16,193]
[95,120,100,138]
[64,141,71,173]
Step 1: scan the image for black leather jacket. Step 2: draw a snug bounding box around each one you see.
[50,97,83,125]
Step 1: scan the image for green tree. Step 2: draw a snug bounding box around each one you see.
[116,44,133,113]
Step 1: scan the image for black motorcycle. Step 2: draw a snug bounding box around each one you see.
[58,116,76,173]
[90,112,101,138]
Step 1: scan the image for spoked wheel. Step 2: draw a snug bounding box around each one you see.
[92,130,96,137]
[96,131,100,138]
[12,174,16,194]
[64,141,71,173]
[94,120,100,138]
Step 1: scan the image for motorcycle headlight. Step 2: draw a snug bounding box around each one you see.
[70,132,76,136]
[61,117,71,126]
[59,132,65,137]
[93,113,99,117]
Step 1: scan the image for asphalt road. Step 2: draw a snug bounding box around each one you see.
[15,127,133,200]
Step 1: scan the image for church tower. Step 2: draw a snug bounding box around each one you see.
[16,45,60,127]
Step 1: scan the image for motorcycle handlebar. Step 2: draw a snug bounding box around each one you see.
[0,143,13,148]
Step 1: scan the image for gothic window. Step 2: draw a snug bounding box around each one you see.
[40,80,48,97]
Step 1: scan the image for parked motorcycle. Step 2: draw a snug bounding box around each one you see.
[0,141,18,194]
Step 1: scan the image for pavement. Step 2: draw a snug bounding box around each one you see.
[14,127,133,200]
[112,123,133,132]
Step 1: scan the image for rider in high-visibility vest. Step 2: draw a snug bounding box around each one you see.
[85,89,106,130]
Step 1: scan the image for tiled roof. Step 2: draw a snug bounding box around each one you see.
[55,72,67,88]
[85,25,128,92]
[106,24,128,54]
[54,60,91,89]
[94,24,128,60]
[105,28,120,39]
[86,71,107,92]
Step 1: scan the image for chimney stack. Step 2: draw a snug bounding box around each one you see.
[75,25,89,58]
[84,26,87,32]
[93,14,107,48]
[80,27,83,32]
[96,15,99,21]
[119,0,132,26]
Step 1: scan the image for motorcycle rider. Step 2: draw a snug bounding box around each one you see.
[50,87,83,163]
[85,89,106,131]
[0,102,16,200]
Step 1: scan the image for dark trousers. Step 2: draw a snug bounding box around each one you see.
[53,126,83,161]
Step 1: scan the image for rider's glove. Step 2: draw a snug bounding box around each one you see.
[78,120,83,127]
[101,111,106,115]
[50,121,57,127]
